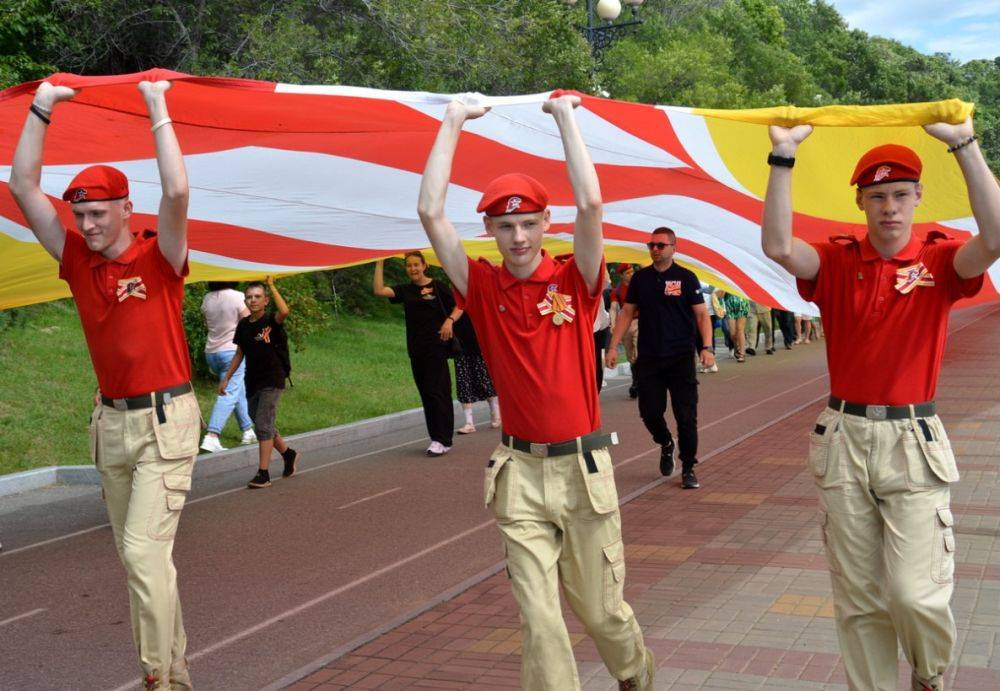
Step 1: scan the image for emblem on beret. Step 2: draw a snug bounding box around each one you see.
[895,262,935,294]
[116,276,147,302]
[505,196,522,214]
[72,188,87,202]
[873,165,892,183]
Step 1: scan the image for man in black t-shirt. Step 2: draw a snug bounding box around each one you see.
[606,227,715,489]
[221,276,299,488]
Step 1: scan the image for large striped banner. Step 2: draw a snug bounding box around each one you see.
[0,69,993,311]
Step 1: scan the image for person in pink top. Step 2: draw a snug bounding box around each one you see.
[200,281,256,452]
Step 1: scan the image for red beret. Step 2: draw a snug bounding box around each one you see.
[62,165,129,203]
[477,173,549,217]
[850,144,922,189]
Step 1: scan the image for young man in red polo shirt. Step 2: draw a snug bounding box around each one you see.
[417,94,654,690]
[10,80,198,691]
[762,118,1000,691]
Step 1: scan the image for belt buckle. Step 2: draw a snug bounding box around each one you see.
[866,405,887,420]
[529,442,547,458]
[112,398,128,412]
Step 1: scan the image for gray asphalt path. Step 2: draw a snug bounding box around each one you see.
[0,318,898,690]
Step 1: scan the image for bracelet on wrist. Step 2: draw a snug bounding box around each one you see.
[947,135,978,153]
[767,152,795,168]
[29,104,51,125]
[151,117,172,133]
[31,101,52,115]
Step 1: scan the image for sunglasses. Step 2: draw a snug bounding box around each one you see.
[647,242,675,250]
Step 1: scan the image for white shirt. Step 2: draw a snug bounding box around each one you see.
[201,289,249,353]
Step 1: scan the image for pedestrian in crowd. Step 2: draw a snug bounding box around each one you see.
[373,254,457,456]
[771,307,796,349]
[762,116,999,691]
[794,312,813,343]
[699,283,720,372]
[606,227,715,489]
[748,301,775,355]
[594,266,613,389]
[722,290,751,361]
[200,281,256,452]
[712,288,734,354]
[610,263,640,397]
[451,305,502,434]
[10,79,197,690]
[221,276,299,488]
[418,93,655,690]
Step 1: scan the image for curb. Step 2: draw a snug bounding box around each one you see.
[0,403,460,499]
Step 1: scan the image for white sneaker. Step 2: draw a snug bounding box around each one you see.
[240,428,258,445]
[426,441,451,457]
[457,423,477,434]
[701,363,718,373]
[200,435,227,453]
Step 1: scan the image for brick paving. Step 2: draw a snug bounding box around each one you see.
[284,308,1000,690]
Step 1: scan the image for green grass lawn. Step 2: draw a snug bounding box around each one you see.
[0,301,425,476]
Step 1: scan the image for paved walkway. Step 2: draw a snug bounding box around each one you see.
[282,307,1000,690]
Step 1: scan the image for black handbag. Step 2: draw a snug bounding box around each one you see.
[434,282,463,358]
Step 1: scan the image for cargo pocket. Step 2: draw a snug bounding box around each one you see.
[88,406,103,469]
[906,419,959,488]
[578,448,619,515]
[931,507,955,584]
[148,472,192,540]
[808,409,838,479]
[484,448,516,519]
[602,539,626,615]
[819,511,842,575]
[152,394,201,460]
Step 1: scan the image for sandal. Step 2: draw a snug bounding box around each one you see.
[457,423,477,434]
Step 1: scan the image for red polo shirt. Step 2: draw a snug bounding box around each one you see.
[455,250,602,442]
[59,229,192,398]
[798,232,982,405]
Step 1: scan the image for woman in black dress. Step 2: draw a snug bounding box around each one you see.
[374,253,456,456]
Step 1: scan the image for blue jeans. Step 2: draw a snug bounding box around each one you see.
[205,350,252,434]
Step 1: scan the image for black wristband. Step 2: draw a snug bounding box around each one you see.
[29,104,51,125]
[767,153,795,168]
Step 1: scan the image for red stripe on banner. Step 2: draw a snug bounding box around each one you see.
[579,93,701,170]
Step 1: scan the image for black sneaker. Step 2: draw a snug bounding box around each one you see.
[682,469,700,489]
[247,469,271,489]
[281,448,299,478]
[628,386,638,399]
[746,347,756,356]
[659,440,675,477]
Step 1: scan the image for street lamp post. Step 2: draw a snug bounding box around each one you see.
[563,0,645,52]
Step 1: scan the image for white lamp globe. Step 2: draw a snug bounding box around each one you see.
[596,0,622,21]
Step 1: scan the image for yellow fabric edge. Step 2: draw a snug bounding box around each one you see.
[691,99,975,127]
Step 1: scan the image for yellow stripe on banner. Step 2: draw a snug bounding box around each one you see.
[0,234,72,309]
[696,101,977,224]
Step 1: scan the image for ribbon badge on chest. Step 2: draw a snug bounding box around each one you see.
[116,276,147,302]
[894,262,935,294]
[537,290,575,326]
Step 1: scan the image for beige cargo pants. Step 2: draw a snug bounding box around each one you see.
[485,443,652,690]
[90,392,201,690]
[809,405,958,691]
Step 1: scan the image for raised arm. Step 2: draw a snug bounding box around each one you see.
[544,94,603,292]
[372,259,396,298]
[8,82,78,261]
[761,125,821,280]
[924,118,1000,279]
[137,80,189,276]
[266,275,290,324]
[417,99,490,296]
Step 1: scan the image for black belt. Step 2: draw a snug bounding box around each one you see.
[828,396,935,420]
[102,382,193,413]
[501,431,618,458]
